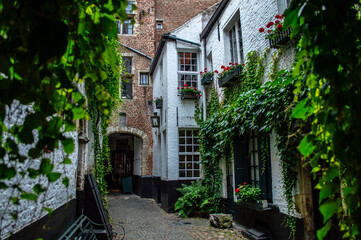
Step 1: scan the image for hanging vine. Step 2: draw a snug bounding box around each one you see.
[193,50,302,237]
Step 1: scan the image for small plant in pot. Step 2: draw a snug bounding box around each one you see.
[154,96,163,108]
[235,182,262,202]
[177,84,202,99]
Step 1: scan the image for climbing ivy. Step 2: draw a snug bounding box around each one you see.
[0,0,128,233]
[195,50,301,237]
[286,1,361,239]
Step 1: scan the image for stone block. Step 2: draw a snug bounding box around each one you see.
[209,214,233,229]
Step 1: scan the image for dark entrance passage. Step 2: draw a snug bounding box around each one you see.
[107,133,135,193]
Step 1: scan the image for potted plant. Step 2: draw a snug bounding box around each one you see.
[235,182,267,211]
[259,14,292,48]
[154,97,163,109]
[217,62,243,87]
[177,84,202,100]
[200,68,214,85]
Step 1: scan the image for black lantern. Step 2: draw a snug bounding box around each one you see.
[150,112,160,128]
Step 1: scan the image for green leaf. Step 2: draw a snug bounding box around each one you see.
[62,138,74,154]
[319,183,337,203]
[61,158,72,165]
[72,107,86,120]
[46,172,61,182]
[299,134,317,157]
[42,207,53,217]
[0,182,8,189]
[317,220,332,240]
[39,158,54,174]
[284,7,299,30]
[28,168,39,179]
[325,166,339,181]
[20,192,38,201]
[10,212,18,220]
[319,199,339,223]
[10,197,19,205]
[0,164,16,180]
[291,98,312,120]
[62,177,69,187]
[33,184,46,194]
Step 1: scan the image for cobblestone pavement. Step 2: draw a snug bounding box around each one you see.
[108,193,248,240]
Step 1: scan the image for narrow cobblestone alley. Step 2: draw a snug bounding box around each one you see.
[109,193,248,240]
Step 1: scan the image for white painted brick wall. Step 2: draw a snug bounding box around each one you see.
[0,102,78,238]
[203,0,299,216]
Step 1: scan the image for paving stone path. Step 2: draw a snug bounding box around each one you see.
[108,193,248,240]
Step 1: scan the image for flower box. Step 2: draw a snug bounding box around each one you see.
[237,200,268,212]
[155,101,163,109]
[218,65,243,87]
[268,27,292,48]
[201,74,213,85]
[181,92,199,100]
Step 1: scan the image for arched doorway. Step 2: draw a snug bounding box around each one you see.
[107,133,143,193]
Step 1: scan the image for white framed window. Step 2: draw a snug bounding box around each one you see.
[156,23,163,29]
[224,12,244,64]
[179,129,200,179]
[139,72,149,85]
[178,52,198,90]
[117,19,134,35]
[249,130,260,188]
[125,1,135,14]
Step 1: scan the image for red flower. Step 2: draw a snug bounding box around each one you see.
[200,71,203,74]
[267,30,271,33]
[243,182,247,185]
[259,27,265,33]
[199,94,202,97]
[177,87,179,89]
[242,64,245,66]
[204,68,207,71]
[226,66,230,70]
[221,65,225,69]
[181,87,184,89]
[275,14,280,19]
[266,21,274,28]
[215,70,219,73]
[235,188,240,193]
[229,62,233,65]
[193,87,196,90]
[235,63,239,66]
[277,24,283,30]
[184,84,188,87]
[275,20,280,24]
[280,14,284,19]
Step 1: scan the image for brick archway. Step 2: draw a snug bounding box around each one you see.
[107,126,151,176]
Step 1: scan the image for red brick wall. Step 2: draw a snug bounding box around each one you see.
[155,0,220,45]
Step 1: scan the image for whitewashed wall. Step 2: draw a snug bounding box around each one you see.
[203,0,298,216]
[0,102,78,238]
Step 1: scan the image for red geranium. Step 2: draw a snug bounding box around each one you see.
[177,87,179,89]
[259,27,265,33]
[266,21,274,28]
[267,30,271,33]
[275,14,280,19]
[275,20,280,24]
[214,70,219,73]
[235,188,240,193]
[277,24,283,30]
[183,84,187,87]
[221,65,225,69]
[235,63,239,66]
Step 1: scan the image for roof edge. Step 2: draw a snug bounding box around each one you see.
[200,0,230,40]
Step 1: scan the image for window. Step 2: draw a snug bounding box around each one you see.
[179,129,200,179]
[156,23,163,29]
[178,52,198,90]
[125,1,135,14]
[225,12,244,64]
[119,113,126,127]
[121,78,132,99]
[139,73,149,85]
[233,131,272,201]
[122,19,133,34]
[278,0,291,13]
[123,57,132,74]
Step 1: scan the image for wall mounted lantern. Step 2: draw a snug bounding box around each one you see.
[150,112,160,128]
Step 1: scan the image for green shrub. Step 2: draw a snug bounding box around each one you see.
[174,180,222,218]
[235,183,262,202]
